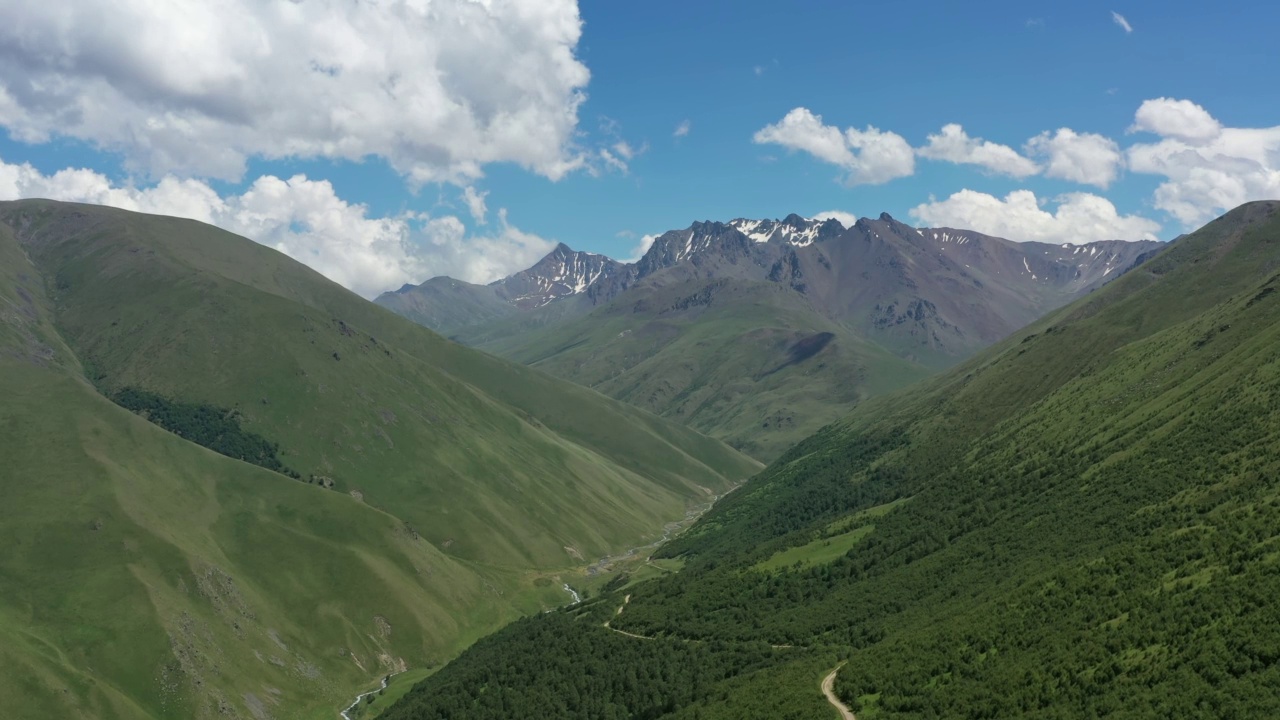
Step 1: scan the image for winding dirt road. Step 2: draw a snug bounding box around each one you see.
[821,666,856,720]
[603,594,655,641]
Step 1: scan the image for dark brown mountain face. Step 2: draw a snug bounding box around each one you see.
[374,243,628,334]
[379,212,1157,359]
[376,212,1162,459]
[492,242,630,309]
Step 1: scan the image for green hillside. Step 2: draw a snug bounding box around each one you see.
[471,277,934,461]
[0,200,757,719]
[384,201,1280,719]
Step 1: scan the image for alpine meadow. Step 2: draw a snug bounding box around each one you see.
[2,2,1279,719]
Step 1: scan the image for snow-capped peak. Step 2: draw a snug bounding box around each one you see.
[728,214,834,247]
[492,243,623,308]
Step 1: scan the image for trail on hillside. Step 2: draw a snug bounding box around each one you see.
[821,666,856,720]
[603,594,655,641]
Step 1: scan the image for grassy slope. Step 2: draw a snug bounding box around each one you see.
[0,200,758,719]
[474,277,933,461]
[387,201,1280,718]
[0,231,546,720]
[0,362,540,720]
[4,200,757,570]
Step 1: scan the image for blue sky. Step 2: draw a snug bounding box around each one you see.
[0,0,1277,296]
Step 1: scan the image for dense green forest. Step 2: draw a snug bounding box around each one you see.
[381,599,838,720]
[112,387,299,477]
[383,203,1280,719]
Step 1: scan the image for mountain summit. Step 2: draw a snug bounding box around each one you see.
[493,243,628,309]
[378,213,1161,458]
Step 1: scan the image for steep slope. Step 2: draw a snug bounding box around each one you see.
[0,200,758,719]
[492,242,630,309]
[372,242,629,335]
[373,276,516,337]
[0,230,549,720]
[433,214,1157,460]
[385,201,1280,718]
[479,276,933,461]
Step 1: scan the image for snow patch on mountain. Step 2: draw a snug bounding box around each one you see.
[728,216,829,247]
[494,243,623,308]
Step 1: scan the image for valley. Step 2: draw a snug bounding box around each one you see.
[378,202,1280,718]
[381,214,1158,460]
[2,3,1275,719]
[0,200,757,719]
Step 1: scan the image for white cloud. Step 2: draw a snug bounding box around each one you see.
[674,120,691,138]
[423,208,558,285]
[624,233,659,263]
[587,119,643,175]
[813,210,857,228]
[1126,100,1280,226]
[1025,129,1125,188]
[918,124,1040,177]
[1129,97,1222,143]
[0,0,590,184]
[598,148,629,174]
[462,186,489,225]
[910,189,1161,244]
[753,108,915,185]
[0,157,554,297]
[1111,11,1133,33]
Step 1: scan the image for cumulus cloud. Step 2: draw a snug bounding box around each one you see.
[623,233,659,262]
[462,186,489,225]
[0,157,554,297]
[1025,129,1125,188]
[1127,99,1280,226]
[753,108,915,185]
[674,119,691,138]
[1129,97,1223,143]
[0,0,591,184]
[918,124,1040,177]
[910,189,1160,244]
[813,210,857,228]
[422,208,558,284]
[1111,11,1133,33]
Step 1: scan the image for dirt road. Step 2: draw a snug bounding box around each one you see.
[603,594,655,640]
[821,666,856,720]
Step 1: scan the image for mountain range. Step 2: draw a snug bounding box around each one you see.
[378,213,1160,459]
[382,200,1280,719]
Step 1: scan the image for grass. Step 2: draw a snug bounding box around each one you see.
[472,277,934,461]
[0,200,759,720]
[341,666,437,719]
[0,359,530,720]
[754,525,875,572]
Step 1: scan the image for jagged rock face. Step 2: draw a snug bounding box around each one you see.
[380,213,1161,361]
[376,211,1165,460]
[491,243,629,309]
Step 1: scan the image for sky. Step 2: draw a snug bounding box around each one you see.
[1,0,1278,297]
